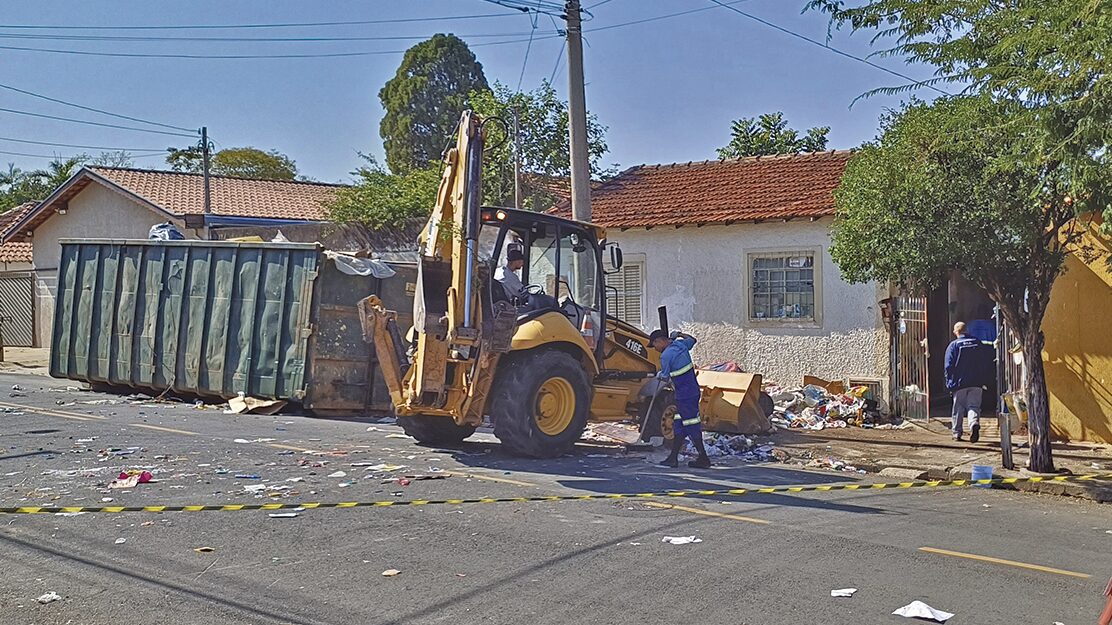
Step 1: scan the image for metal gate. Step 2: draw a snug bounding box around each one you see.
[891,294,929,420]
[0,271,34,347]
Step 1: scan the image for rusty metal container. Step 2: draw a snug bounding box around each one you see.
[50,239,415,415]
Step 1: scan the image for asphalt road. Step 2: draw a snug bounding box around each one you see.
[1,371,1110,625]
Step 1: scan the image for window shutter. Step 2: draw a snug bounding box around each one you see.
[606,261,643,327]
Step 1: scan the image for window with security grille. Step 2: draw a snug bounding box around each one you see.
[605,260,644,327]
[749,252,817,321]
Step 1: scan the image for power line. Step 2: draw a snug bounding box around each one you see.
[516,9,540,91]
[0,33,563,60]
[0,31,539,43]
[0,13,522,31]
[587,0,616,8]
[0,107,197,137]
[0,135,165,152]
[706,0,950,96]
[0,148,164,160]
[549,37,566,84]
[584,0,752,33]
[479,0,567,17]
[0,82,194,133]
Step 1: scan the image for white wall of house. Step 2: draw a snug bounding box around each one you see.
[607,217,889,388]
[30,184,189,346]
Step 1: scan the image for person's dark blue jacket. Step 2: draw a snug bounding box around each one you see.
[944,333,991,391]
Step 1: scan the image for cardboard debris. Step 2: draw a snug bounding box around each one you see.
[226,396,287,415]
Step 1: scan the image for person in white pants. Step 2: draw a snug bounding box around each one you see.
[944,321,991,442]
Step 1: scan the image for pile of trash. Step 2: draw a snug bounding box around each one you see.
[768,383,885,430]
[700,432,782,463]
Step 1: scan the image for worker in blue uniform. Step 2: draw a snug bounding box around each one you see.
[649,329,712,469]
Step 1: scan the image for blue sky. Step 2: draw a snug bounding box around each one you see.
[0,0,941,182]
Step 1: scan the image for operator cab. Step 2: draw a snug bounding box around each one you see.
[480,207,621,351]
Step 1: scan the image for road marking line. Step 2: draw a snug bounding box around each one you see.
[643,501,769,525]
[130,423,200,436]
[0,401,105,421]
[267,443,315,453]
[918,547,1090,579]
[464,472,536,487]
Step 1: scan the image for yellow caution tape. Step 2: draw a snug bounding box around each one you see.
[4,472,1108,515]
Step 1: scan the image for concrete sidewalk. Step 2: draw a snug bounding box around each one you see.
[766,424,1112,502]
[0,346,48,376]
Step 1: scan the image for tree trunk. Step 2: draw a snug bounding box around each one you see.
[1023,330,1055,473]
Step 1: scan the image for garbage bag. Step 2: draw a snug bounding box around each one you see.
[149,222,185,241]
[324,251,395,278]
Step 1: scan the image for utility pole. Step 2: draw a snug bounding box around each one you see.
[200,126,212,215]
[512,109,523,209]
[564,0,591,222]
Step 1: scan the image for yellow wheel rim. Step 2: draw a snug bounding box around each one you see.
[661,404,677,442]
[535,377,576,436]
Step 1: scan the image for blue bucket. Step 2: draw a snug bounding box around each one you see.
[971,464,994,488]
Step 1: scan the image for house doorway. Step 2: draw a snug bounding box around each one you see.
[894,272,997,422]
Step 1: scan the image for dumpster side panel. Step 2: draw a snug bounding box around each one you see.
[50,240,319,401]
[303,261,416,415]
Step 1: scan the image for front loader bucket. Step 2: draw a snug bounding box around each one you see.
[695,370,773,435]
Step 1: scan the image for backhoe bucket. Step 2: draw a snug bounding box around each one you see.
[695,370,773,435]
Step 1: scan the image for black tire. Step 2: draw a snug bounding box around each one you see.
[490,349,592,458]
[640,390,677,446]
[397,415,476,445]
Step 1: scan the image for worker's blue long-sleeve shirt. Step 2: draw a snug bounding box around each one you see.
[944,333,990,391]
[659,335,700,400]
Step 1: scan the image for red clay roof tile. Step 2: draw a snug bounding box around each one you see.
[550,151,853,227]
[88,167,343,220]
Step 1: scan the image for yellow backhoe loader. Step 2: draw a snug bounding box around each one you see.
[359,111,771,457]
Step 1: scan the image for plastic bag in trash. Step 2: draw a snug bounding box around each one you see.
[324,251,395,278]
[149,222,185,241]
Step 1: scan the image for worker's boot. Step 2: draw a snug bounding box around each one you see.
[659,435,683,468]
[688,435,712,469]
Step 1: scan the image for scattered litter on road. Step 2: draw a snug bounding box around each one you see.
[831,588,857,597]
[382,569,401,577]
[235,474,261,479]
[385,434,413,439]
[193,547,215,553]
[54,511,86,517]
[286,477,305,482]
[233,439,251,444]
[327,471,347,478]
[268,512,299,518]
[109,471,152,489]
[397,478,411,486]
[243,484,267,493]
[114,538,126,545]
[661,536,702,545]
[892,601,954,622]
[36,591,61,604]
[364,464,405,472]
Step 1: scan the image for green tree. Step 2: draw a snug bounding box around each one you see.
[716,112,830,158]
[379,34,489,174]
[807,0,1112,472]
[326,155,440,228]
[470,80,610,209]
[1,156,85,211]
[831,96,1111,473]
[165,146,298,180]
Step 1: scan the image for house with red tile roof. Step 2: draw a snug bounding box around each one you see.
[0,166,344,347]
[555,150,889,390]
[0,202,37,347]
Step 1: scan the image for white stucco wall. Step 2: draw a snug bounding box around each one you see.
[608,218,889,388]
[31,184,188,347]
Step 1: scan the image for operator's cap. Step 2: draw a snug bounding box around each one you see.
[507,248,524,262]
[648,329,668,343]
